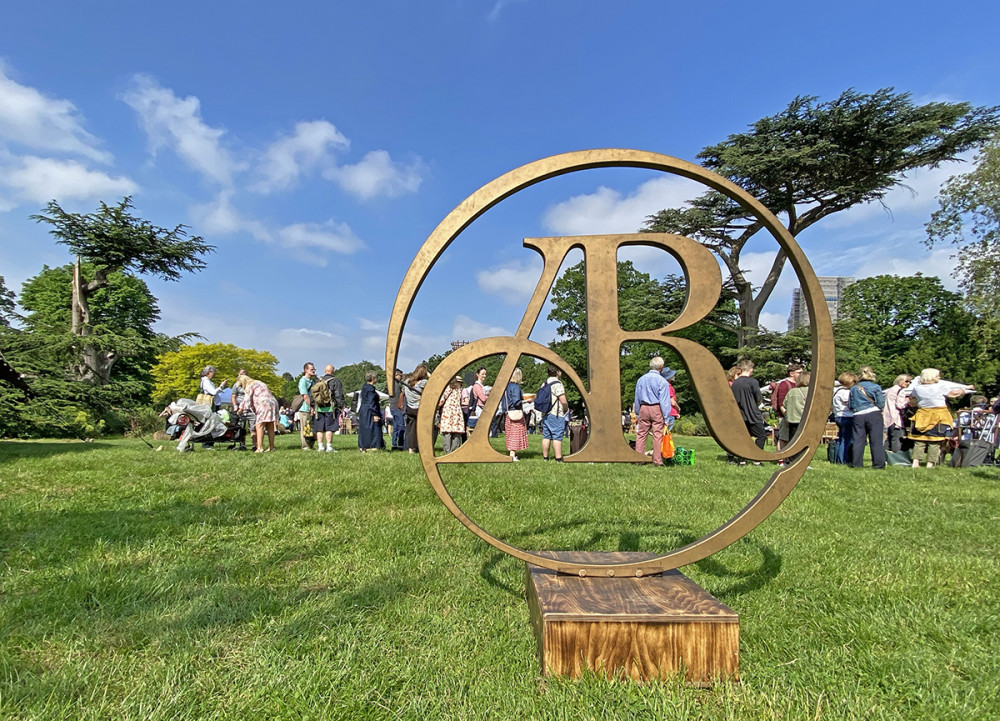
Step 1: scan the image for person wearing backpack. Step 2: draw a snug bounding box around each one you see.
[537,365,568,462]
[313,364,347,452]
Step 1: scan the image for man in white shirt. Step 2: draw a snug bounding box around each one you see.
[540,366,568,462]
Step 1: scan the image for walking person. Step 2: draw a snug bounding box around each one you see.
[503,368,528,461]
[849,366,886,469]
[313,364,347,453]
[632,357,671,467]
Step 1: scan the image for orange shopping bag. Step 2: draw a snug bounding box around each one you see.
[660,431,675,460]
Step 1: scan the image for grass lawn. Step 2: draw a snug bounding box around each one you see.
[1,431,999,720]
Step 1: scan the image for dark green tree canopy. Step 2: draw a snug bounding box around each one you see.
[644,88,999,346]
[0,275,17,327]
[32,197,214,283]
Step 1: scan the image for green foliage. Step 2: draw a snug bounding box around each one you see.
[31,197,214,282]
[150,343,283,406]
[547,260,738,413]
[336,360,386,394]
[927,137,1000,322]
[0,275,17,327]
[672,412,708,436]
[645,88,1000,345]
[835,274,1000,392]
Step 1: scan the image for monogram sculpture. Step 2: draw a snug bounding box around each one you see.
[386,149,834,578]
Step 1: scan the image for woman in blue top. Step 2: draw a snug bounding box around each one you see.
[848,365,886,469]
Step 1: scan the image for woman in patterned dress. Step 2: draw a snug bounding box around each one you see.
[438,375,466,454]
[504,368,528,461]
[236,375,279,453]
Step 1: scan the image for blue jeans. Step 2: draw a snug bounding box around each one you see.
[834,416,853,464]
[391,408,406,449]
[851,412,886,469]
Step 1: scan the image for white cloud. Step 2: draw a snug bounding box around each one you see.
[362,335,385,354]
[252,120,349,193]
[488,0,528,21]
[192,191,271,241]
[542,176,695,236]
[823,158,971,230]
[276,327,348,350]
[0,156,136,206]
[358,317,385,331]
[849,246,959,291]
[476,258,543,302]
[276,221,364,257]
[0,63,111,163]
[759,312,789,333]
[451,314,511,340]
[122,75,239,187]
[325,149,424,200]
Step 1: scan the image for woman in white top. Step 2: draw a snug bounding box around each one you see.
[831,372,855,464]
[906,367,973,468]
[198,366,227,410]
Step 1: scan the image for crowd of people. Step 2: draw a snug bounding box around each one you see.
[178,357,988,469]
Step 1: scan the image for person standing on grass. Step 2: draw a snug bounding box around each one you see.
[313,365,347,453]
[540,366,568,462]
[905,368,974,468]
[730,359,767,465]
[832,373,856,464]
[782,372,810,441]
[773,363,803,453]
[632,357,671,467]
[297,362,317,450]
[236,375,279,453]
[404,365,429,453]
[660,366,680,432]
[849,366,886,469]
[438,375,466,453]
[391,368,406,451]
[503,367,528,461]
[357,370,384,452]
[883,374,912,454]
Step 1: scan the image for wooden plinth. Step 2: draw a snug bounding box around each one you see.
[525,551,739,684]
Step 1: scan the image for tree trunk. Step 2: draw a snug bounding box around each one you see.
[70,256,116,384]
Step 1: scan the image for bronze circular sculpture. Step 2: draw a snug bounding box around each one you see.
[386,149,834,576]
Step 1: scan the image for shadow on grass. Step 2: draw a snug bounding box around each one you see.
[0,439,111,461]
[478,518,782,600]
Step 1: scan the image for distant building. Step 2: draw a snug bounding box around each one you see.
[450,340,469,352]
[787,277,855,331]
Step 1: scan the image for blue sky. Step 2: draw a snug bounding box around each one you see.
[1,2,998,373]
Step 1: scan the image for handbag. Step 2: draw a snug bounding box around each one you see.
[660,431,675,460]
[507,409,524,422]
[195,392,214,406]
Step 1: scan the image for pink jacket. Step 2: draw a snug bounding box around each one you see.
[883,384,908,428]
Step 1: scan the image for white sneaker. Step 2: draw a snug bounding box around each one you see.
[326,446,337,453]
[316,444,325,452]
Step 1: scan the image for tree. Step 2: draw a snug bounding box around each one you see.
[150,343,283,406]
[644,88,999,347]
[31,197,213,384]
[547,260,739,413]
[0,276,17,327]
[834,274,998,391]
[927,137,1000,320]
[18,264,178,405]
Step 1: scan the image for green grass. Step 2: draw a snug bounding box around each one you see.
[1,432,999,720]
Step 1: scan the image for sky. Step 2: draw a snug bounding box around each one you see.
[1,2,998,374]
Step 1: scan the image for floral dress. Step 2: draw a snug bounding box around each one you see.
[504,382,528,452]
[438,388,466,434]
[240,381,278,425]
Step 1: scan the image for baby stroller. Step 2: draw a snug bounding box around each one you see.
[161,398,246,452]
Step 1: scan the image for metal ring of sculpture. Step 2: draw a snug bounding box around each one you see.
[386,149,834,576]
